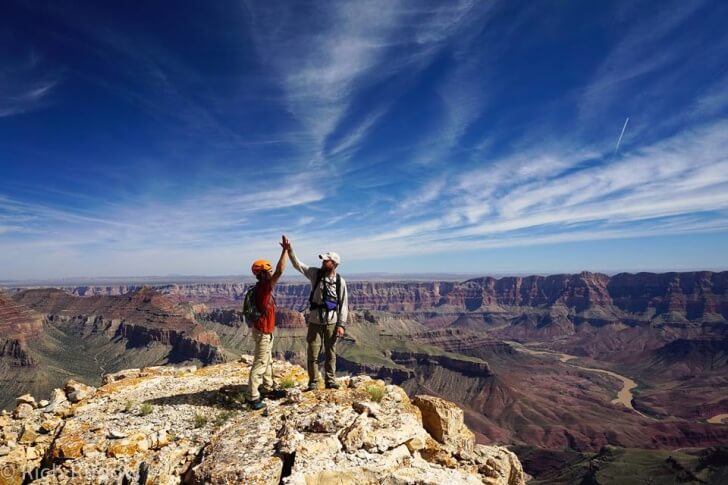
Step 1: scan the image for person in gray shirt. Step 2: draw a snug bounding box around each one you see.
[287,241,349,390]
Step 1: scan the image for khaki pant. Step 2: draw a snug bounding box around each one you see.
[306,322,338,385]
[247,327,274,401]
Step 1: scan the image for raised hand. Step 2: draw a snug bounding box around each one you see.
[280,234,292,251]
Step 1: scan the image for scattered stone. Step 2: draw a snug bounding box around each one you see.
[46,388,68,414]
[16,393,37,408]
[18,426,39,445]
[349,375,373,388]
[0,359,524,485]
[102,368,141,385]
[106,439,139,458]
[276,422,304,454]
[25,446,40,460]
[340,414,374,452]
[65,379,95,403]
[148,430,170,449]
[238,354,254,364]
[352,400,381,417]
[285,388,304,404]
[13,403,33,419]
[38,399,50,408]
[405,436,427,452]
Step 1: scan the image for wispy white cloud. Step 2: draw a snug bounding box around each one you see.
[246,0,403,165]
[691,73,728,118]
[246,0,487,169]
[578,0,707,122]
[395,179,447,214]
[3,1,728,279]
[0,74,59,117]
[0,174,325,251]
[336,119,728,259]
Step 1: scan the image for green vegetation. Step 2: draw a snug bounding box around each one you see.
[214,410,237,427]
[139,403,154,415]
[193,413,208,428]
[233,391,247,405]
[366,384,386,403]
[279,376,297,389]
[123,400,134,413]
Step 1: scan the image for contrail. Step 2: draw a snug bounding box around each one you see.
[615,117,629,153]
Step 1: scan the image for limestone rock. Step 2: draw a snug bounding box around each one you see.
[18,426,39,445]
[108,429,127,439]
[101,368,141,385]
[473,444,526,485]
[64,379,95,403]
[348,375,373,388]
[413,394,475,454]
[191,414,283,485]
[16,394,37,408]
[39,417,61,434]
[45,388,68,414]
[0,359,524,485]
[238,354,254,364]
[13,403,33,420]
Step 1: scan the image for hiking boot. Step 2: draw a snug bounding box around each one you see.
[325,381,340,390]
[247,399,266,410]
[260,388,287,399]
[306,382,319,392]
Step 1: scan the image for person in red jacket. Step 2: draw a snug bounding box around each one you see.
[245,235,290,410]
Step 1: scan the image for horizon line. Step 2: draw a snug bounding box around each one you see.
[2,267,727,286]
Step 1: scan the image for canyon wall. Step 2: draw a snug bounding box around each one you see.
[60,271,728,322]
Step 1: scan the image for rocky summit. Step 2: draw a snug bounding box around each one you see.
[0,357,524,485]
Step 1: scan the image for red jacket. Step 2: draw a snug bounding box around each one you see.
[254,280,275,334]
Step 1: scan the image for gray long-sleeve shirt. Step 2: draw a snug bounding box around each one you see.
[289,249,349,327]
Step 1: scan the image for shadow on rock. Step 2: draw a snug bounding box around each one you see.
[145,384,249,409]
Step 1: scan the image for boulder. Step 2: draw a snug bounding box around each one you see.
[65,379,95,402]
[13,403,33,420]
[45,388,68,414]
[412,395,475,454]
[16,394,36,408]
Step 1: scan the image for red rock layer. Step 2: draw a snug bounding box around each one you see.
[12,288,224,364]
[0,292,43,366]
[59,271,728,323]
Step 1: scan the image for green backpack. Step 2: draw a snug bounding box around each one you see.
[242,284,262,327]
[242,283,274,327]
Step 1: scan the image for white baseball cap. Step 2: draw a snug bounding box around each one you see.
[318,251,341,265]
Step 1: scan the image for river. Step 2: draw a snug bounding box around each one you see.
[707,413,728,424]
[507,341,647,417]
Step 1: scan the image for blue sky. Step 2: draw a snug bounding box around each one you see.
[2,0,728,279]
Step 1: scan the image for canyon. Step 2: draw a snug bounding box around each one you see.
[1,270,727,483]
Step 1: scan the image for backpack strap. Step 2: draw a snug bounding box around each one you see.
[335,273,343,325]
[249,281,274,317]
[309,269,324,308]
[335,274,341,306]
